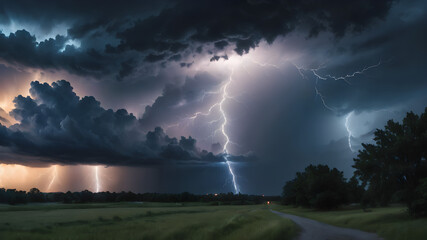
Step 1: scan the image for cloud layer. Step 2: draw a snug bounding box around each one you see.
[0,0,396,79]
[0,80,225,166]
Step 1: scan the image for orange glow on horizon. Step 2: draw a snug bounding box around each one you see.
[0,164,104,192]
[0,164,153,193]
[0,164,50,191]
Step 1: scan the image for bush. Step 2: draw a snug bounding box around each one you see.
[282,164,350,209]
[408,178,427,217]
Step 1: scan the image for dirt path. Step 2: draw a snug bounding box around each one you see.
[271,210,383,240]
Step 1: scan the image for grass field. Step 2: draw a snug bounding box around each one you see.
[0,203,298,240]
[273,204,427,240]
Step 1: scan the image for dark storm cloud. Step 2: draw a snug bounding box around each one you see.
[0,0,170,79]
[0,0,396,78]
[140,72,222,130]
[144,53,167,63]
[180,62,193,68]
[0,30,118,78]
[214,41,229,50]
[210,55,228,62]
[0,80,227,166]
[112,0,396,58]
[0,1,169,31]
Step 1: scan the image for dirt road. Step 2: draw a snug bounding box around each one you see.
[271,210,383,240]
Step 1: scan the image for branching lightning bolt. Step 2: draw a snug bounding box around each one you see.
[314,86,337,112]
[294,60,382,112]
[322,61,382,83]
[181,68,240,193]
[219,72,239,193]
[296,62,382,152]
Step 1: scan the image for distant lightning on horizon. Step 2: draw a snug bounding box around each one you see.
[94,166,100,192]
[47,165,58,191]
[45,165,101,192]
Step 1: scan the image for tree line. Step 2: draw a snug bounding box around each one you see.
[282,108,427,217]
[0,188,278,205]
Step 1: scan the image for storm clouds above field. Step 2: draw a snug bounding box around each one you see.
[0,0,426,194]
[0,80,236,166]
[0,0,395,78]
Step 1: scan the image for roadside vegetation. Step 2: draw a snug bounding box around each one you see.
[273,204,427,240]
[282,108,427,216]
[0,203,298,240]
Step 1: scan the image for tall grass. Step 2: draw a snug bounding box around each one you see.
[0,203,298,240]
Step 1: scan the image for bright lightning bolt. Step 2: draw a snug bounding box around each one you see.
[295,60,382,111]
[183,67,240,193]
[94,166,101,192]
[47,165,58,191]
[322,61,382,83]
[188,102,220,120]
[345,111,355,152]
[219,72,239,194]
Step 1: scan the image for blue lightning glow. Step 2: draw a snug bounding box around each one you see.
[294,60,382,111]
[250,59,382,153]
[345,111,355,152]
[59,39,81,52]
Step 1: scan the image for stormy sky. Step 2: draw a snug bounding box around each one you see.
[0,0,426,194]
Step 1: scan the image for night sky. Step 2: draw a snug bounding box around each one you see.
[0,0,426,195]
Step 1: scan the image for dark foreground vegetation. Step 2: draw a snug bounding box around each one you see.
[282,164,363,209]
[282,108,427,216]
[0,188,279,205]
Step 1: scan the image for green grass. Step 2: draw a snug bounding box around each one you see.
[273,204,427,240]
[0,203,299,240]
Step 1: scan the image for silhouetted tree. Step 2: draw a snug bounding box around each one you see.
[282,164,348,209]
[282,179,297,205]
[410,178,427,216]
[5,189,27,204]
[353,108,427,215]
[27,188,45,202]
[347,176,365,204]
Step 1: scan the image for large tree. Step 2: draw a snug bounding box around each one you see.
[282,164,349,209]
[353,108,427,212]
